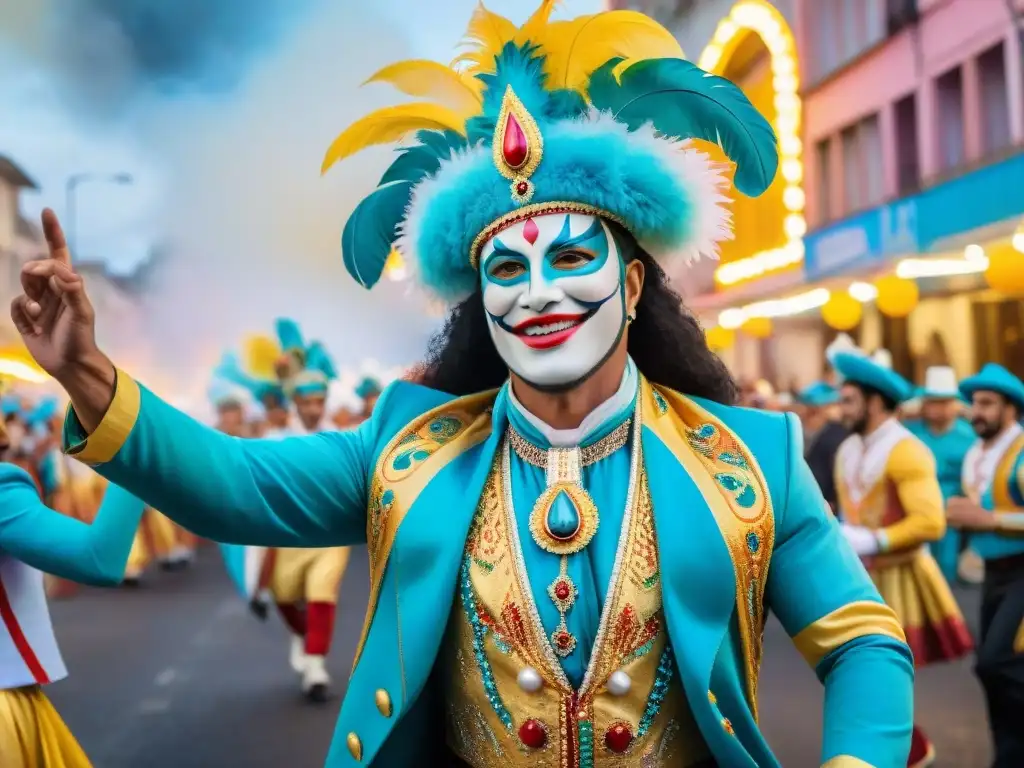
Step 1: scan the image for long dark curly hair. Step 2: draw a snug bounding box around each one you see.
[419,224,738,405]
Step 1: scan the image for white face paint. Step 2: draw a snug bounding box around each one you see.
[480,212,626,389]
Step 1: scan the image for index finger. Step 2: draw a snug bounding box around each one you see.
[41,208,71,266]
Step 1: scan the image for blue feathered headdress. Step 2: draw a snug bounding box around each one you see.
[274,318,337,397]
[322,1,777,301]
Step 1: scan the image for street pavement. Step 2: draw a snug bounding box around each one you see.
[48,546,992,767]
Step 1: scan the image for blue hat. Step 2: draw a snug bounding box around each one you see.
[797,381,839,407]
[1,395,22,418]
[355,376,382,400]
[960,363,1024,410]
[207,379,245,410]
[321,3,777,300]
[832,352,913,404]
[25,396,59,428]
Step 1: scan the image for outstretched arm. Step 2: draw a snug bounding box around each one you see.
[62,370,387,548]
[0,463,144,586]
[768,414,913,768]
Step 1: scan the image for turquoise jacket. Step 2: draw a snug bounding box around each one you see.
[63,370,914,767]
[0,464,145,586]
[905,418,975,582]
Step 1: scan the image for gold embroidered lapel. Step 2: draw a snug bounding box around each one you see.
[639,379,775,716]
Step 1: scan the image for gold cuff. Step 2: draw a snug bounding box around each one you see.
[822,757,876,767]
[792,600,907,669]
[64,368,140,465]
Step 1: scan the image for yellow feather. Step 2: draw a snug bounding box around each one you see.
[321,103,468,174]
[538,11,685,94]
[514,0,560,46]
[451,2,517,75]
[245,335,282,380]
[363,60,482,118]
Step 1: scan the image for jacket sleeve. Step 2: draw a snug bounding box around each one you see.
[62,369,384,548]
[0,464,145,586]
[879,438,946,552]
[767,414,914,768]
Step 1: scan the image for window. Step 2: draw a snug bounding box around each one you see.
[839,114,884,215]
[978,42,1011,155]
[936,66,965,171]
[841,125,861,212]
[886,0,919,36]
[894,93,920,194]
[815,138,833,223]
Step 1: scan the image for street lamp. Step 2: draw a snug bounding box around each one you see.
[64,172,134,253]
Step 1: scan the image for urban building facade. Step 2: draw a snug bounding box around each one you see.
[613,0,1024,389]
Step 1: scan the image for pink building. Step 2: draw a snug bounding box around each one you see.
[800,0,1024,230]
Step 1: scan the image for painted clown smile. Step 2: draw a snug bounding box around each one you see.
[511,311,593,349]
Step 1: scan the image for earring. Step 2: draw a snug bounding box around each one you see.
[627,311,636,325]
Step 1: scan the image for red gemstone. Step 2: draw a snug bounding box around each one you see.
[555,631,572,648]
[554,582,571,600]
[502,113,529,169]
[516,180,530,196]
[519,719,547,749]
[605,723,633,753]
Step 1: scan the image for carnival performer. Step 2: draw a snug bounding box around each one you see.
[0,430,144,767]
[796,381,847,512]
[218,324,350,702]
[944,363,1024,768]
[832,349,972,768]
[355,375,382,419]
[903,366,975,584]
[18,4,914,765]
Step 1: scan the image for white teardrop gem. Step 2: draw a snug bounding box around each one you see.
[607,670,632,696]
[517,666,543,693]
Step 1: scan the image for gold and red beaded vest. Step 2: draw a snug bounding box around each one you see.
[440,449,711,767]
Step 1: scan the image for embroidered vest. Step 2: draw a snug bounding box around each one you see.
[441,452,710,767]
[991,434,1024,515]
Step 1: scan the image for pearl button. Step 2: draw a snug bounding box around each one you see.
[607,670,631,696]
[517,666,543,693]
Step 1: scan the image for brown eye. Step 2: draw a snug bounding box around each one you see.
[552,250,593,270]
[489,260,526,280]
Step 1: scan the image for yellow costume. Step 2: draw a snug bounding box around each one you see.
[124,508,194,582]
[836,420,973,664]
[268,547,351,605]
[0,687,91,768]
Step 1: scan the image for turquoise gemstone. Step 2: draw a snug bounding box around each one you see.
[546,490,581,540]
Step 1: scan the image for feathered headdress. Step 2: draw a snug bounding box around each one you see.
[274,318,337,397]
[214,341,287,407]
[323,1,777,301]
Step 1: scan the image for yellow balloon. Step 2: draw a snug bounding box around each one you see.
[875,275,919,318]
[741,316,773,339]
[985,249,1024,294]
[821,292,862,331]
[705,325,735,350]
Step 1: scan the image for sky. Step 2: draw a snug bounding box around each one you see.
[0,0,602,392]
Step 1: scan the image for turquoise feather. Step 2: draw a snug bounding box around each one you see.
[305,342,338,380]
[341,180,414,288]
[588,58,778,197]
[275,318,305,353]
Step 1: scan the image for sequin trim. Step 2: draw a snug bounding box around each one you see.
[638,646,674,737]
[459,555,513,731]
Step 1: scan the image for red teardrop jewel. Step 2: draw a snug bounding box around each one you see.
[502,113,529,169]
[605,723,633,753]
[516,180,530,195]
[519,719,547,749]
[554,581,571,601]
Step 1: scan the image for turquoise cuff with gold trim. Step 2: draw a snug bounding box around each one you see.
[62,368,140,466]
[822,757,876,767]
[792,600,907,669]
